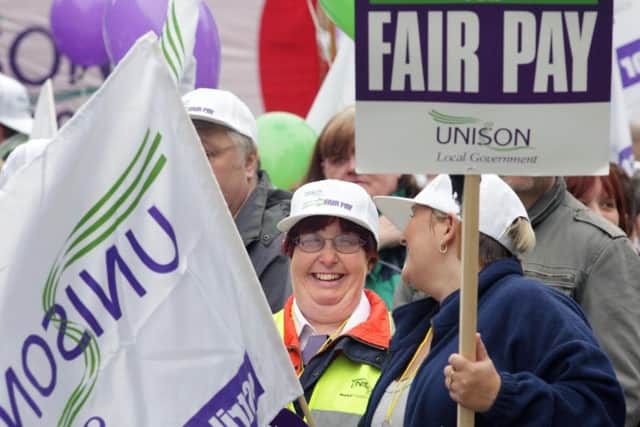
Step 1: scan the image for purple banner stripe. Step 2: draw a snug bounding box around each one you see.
[184,353,265,427]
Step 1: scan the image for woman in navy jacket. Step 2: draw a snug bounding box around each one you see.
[360,174,625,427]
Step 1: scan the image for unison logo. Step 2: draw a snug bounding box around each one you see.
[429,110,533,152]
[0,128,175,427]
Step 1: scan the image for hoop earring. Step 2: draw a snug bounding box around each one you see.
[439,241,448,254]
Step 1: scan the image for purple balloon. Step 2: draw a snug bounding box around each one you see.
[194,1,221,88]
[50,0,109,66]
[103,0,165,65]
[103,0,220,88]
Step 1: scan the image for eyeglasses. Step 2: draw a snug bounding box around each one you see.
[293,233,366,254]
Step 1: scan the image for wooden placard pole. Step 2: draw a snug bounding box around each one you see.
[328,21,337,64]
[297,395,317,427]
[457,175,480,427]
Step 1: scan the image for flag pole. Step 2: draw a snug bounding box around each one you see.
[328,21,337,64]
[297,395,317,427]
[457,174,480,427]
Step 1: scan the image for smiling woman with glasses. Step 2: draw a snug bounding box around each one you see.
[299,105,422,310]
[272,179,392,426]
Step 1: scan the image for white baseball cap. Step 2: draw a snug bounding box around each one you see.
[182,88,257,143]
[374,174,461,232]
[374,174,529,254]
[0,73,33,136]
[277,179,380,245]
[477,175,530,253]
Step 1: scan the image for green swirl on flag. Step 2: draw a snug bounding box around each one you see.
[41,129,166,427]
[161,0,187,83]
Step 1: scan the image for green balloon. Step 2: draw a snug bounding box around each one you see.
[320,0,355,40]
[256,112,317,190]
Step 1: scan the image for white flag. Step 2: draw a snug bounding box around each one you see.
[306,37,355,135]
[0,1,301,426]
[0,80,58,188]
[31,79,58,140]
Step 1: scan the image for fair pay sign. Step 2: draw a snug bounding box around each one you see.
[355,0,613,176]
[368,8,595,94]
[354,2,612,426]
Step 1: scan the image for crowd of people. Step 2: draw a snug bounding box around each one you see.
[2,72,640,426]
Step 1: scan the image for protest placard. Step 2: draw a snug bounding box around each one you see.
[355,3,613,425]
[356,0,612,176]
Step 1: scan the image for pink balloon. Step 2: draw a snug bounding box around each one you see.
[50,0,109,66]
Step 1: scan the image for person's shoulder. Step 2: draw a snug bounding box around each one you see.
[491,273,549,300]
[391,298,438,337]
[491,274,590,325]
[558,190,625,240]
[490,273,576,307]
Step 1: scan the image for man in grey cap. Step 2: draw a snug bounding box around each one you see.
[0,73,33,169]
[183,88,291,312]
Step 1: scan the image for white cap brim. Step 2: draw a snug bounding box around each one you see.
[375,174,461,232]
[373,196,416,232]
[277,212,380,246]
[2,115,33,135]
[187,112,255,142]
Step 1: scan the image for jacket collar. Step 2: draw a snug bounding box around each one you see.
[293,293,371,348]
[234,171,270,246]
[282,289,391,373]
[392,258,523,348]
[391,297,439,349]
[526,177,563,228]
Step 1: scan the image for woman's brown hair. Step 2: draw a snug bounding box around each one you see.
[301,105,421,197]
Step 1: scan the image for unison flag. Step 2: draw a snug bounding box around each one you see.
[0,1,302,426]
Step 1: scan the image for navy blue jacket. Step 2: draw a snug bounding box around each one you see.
[359,258,625,427]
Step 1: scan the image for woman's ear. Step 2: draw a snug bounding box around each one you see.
[367,257,377,272]
[454,220,463,260]
[440,214,460,251]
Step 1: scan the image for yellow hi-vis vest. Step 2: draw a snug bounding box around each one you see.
[273,310,383,427]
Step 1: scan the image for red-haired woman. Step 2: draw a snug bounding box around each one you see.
[565,163,631,236]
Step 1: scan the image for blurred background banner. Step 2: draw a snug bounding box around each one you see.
[614,0,640,123]
[0,0,330,122]
[613,0,640,174]
[0,0,108,124]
